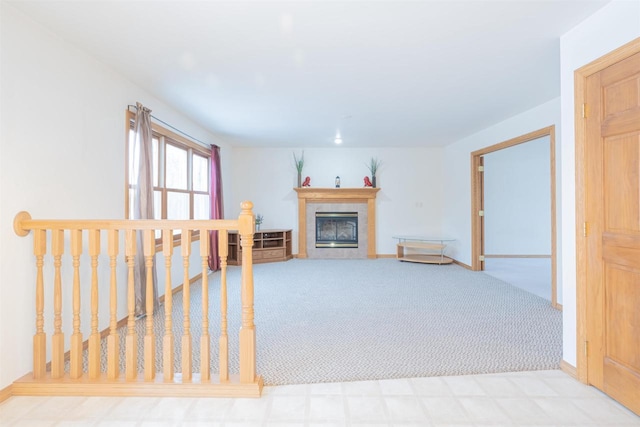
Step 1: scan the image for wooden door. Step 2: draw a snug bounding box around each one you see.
[585,51,640,415]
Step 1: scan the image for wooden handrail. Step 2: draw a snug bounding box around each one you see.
[12,201,263,398]
[14,213,242,234]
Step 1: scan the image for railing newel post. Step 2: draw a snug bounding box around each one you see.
[238,201,257,384]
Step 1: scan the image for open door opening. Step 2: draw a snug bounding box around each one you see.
[470,126,559,309]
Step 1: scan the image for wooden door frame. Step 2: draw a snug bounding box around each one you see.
[471,126,558,309]
[575,37,640,384]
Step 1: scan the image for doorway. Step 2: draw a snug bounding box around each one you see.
[470,126,559,309]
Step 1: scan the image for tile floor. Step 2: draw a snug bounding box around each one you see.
[1,370,639,426]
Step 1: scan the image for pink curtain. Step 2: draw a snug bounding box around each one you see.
[208,145,224,271]
[132,102,158,316]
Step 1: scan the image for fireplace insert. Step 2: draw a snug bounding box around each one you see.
[315,212,358,248]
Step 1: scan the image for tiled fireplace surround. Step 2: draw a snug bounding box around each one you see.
[294,188,380,259]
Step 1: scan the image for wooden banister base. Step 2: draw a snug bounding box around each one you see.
[12,372,263,398]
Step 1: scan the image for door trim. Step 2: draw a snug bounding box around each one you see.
[470,126,558,309]
[575,37,640,385]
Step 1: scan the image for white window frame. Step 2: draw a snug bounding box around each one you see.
[125,110,210,247]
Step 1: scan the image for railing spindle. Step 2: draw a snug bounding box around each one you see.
[143,229,156,381]
[218,230,229,382]
[181,229,192,381]
[70,229,83,379]
[33,229,46,379]
[125,229,137,380]
[162,229,174,382]
[88,229,101,379]
[107,230,119,380]
[200,229,210,381]
[51,229,64,379]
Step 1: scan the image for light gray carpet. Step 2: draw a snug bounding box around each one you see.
[89,259,562,385]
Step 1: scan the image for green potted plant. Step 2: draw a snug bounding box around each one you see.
[293,151,304,187]
[366,157,382,188]
[255,214,263,231]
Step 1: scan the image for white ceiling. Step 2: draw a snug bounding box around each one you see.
[9,0,609,148]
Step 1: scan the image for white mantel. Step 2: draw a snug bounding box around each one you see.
[294,187,381,258]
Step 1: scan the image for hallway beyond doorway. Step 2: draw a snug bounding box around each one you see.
[484,257,552,301]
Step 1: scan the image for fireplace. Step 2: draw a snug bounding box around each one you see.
[315,212,358,248]
[294,187,380,259]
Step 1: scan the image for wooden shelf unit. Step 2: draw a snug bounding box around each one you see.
[228,229,293,265]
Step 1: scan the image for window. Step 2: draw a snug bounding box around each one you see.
[125,111,210,241]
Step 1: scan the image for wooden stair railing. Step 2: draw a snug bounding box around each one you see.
[11,201,262,397]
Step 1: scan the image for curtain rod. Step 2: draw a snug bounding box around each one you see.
[127,104,212,149]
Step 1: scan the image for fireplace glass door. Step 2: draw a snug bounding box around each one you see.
[315,212,358,248]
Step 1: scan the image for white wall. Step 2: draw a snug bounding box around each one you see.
[442,98,560,265]
[0,4,231,390]
[559,0,640,367]
[229,147,444,255]
[484,136,551,255]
